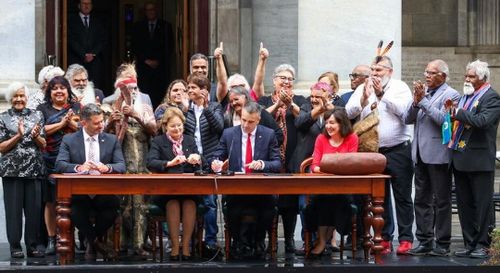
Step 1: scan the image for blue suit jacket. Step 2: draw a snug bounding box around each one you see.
[211,125,281,173]
[55,129,126,173]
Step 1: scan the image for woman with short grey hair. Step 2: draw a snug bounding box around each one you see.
[0,82,46,258]
[258,63,307,253]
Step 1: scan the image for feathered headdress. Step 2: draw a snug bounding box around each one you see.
[375,40,393,64]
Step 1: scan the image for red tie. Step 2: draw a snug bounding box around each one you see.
[245,133,252,173]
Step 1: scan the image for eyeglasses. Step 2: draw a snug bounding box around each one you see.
[349,73,368,80]
[275,75,295,82]
[424,71,441,77]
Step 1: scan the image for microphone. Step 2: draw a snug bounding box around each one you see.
[221,137,234,176]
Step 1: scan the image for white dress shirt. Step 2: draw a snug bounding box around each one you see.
[83,129,100,163]
[79,12,90,27]
[240,127,258,173]
[193,104,204,154]
[345,78,413,148]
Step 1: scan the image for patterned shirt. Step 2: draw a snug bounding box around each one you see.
[0,108,46,177]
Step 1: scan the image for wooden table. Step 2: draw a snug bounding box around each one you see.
[52,173,388,264]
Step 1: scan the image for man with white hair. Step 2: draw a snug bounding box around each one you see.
[405,59,460,257]
[65,63,104,106]
[449,60,500,259]
[27,65,65,109]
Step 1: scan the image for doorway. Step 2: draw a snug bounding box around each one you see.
[56,0,197,96]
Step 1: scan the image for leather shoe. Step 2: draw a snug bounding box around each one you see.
[396,240,412,255]
[285,238,296,253]
[45,236,56,256]
[307,250,324,260]
[203,244,220,258]
[84,241,96,261]
[429,246,450,257]
[454,249,472,258]
[372,240,392,255]
[94,241,118,260]
[254,241,266,259]
[470,248,489,259]
[169,254,180,261]
[10,249,24,259]
[181,254,192,261]
[408,245,432,256]
[27,249,45,258]
[133,247,150,259]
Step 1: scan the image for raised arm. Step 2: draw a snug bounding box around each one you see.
[252,42,269,99]
[215,42,228,102]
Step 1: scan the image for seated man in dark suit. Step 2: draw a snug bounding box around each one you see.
[55,103,126,260]
[211,101,281,259]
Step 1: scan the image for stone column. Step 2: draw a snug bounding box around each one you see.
[477,0,500,46]
[0,0,37,102]
[297,0,402,92]
[252,1,299,88]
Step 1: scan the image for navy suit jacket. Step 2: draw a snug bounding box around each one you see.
[147,134,206,173]
[452,87,500,172]
[212,125,281,173]
[55,129,126,174]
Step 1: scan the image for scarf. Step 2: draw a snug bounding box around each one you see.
[167,134,184,156]
[448,83,490,150]
[271,93,288,163]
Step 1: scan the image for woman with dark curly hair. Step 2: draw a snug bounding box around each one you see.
[36,76,80,255]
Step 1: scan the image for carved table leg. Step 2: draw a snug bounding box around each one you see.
[56,198,74,264]
[371,196,385,264]
[363,195,373,261]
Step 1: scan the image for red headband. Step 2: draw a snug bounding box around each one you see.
[115,77,137,89]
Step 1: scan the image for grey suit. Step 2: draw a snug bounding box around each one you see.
[404,83,460,249]
[55,129,125,242]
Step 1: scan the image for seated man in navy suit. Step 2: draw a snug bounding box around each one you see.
[211,101,281,259]
[55,103,126,260]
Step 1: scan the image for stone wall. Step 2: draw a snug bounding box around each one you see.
[402,0,459,46]
[402,47,500,93]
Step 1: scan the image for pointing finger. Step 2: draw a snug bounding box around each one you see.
[220,41,223,51]
[260,42,263,50]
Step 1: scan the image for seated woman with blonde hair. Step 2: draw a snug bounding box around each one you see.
[146,107,203,261]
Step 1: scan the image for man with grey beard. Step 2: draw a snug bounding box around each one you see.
[346,56,414,255]
[66,63,104,106]
[448,60,500,259]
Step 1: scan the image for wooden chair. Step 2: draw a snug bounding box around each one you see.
[76,212,121,257]
[148,204,205,261]
[300,156,360,259]
[221,160,279,260]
